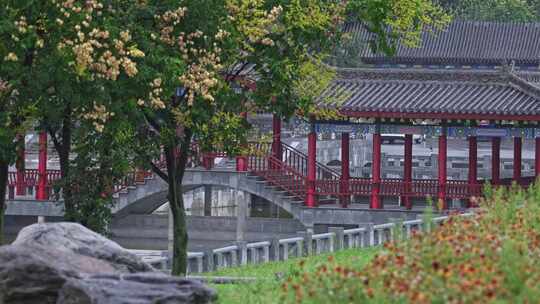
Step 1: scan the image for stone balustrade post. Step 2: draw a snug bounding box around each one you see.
[329,227,344,251]
[297,231,313,256]
[203,250,214,272]
[270,238,280,262]
[366,223,375,246]
[237,242,248,266]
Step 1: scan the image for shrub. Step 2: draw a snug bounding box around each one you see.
[281,183,540,303]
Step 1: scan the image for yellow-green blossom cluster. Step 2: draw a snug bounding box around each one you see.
[82,102,115,133]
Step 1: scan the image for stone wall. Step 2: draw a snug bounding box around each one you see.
[110,214,306,251]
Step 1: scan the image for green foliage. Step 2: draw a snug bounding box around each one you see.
[328,0,451,67]
[439,0,539,22]
[279,183,540,303]
[348,0,451,54]
[211,248,378,304]
[1,0,148,234]
[62,120,135,234]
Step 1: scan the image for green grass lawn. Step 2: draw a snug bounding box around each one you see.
[209,247,378,304]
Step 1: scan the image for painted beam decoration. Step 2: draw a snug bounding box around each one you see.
[314,123,375,135]
[448,127,537,139]
[379,125,442,137]
[290,118,540,138]
[311,123,442,137]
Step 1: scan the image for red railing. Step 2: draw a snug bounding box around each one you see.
[281,142,341,202]
[409,179,438,198]
[248,155,306,200]
[5,169,61,200]
[4,140,536,207]
[281,143,340,180]
[315,177,488,200]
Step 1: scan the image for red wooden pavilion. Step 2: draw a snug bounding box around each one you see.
[271,21,540,209]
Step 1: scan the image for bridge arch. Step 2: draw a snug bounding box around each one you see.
[113,169,302,219]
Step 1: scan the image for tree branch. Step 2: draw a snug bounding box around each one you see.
[175,128,193,181]
[46,126,62,153]
[151,161,169,182]
[142,109,162,133]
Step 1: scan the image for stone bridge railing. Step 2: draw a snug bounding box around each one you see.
[135,213,471,274]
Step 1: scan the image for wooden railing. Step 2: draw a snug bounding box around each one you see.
[248,155,307,200]
[315,177,486,200]
[281,142,340,180]
[4,140,534,205]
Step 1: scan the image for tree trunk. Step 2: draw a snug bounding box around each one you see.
[50,105,74,221]
[0,160,8,245]
[164,144,189,276]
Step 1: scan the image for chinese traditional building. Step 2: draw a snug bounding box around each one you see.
[273,21,540,210]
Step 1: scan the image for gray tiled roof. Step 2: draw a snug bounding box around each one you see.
[322,68,540,117]
[346,21,540,66]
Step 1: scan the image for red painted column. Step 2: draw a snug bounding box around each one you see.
[236,112,248,172]
[438,132,447,209]
[272,115,282,161]
[468,136,478,206]
[15,134,26,196]
[513,137,522,183]
[305,130,317,207]
[37,132,48,200]
[402,134,413,209]
[492,137,501,185]
[535,137,540,179]
[203,155,214,170]
[370,132,382,209]
[340,133,350,207]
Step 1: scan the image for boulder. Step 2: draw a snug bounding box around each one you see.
[0,222,216,304]
[12,222,154,273]
[0,245,81,304]
[58,273,217,304]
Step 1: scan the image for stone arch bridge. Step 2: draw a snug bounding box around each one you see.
[5,167,423,227]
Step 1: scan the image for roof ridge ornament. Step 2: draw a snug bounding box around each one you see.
[507,71,540,101]
[500,60,514,74]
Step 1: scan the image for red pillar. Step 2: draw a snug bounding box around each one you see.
[438,132,447,209]
[513,137,522,183]
[37,132,48,200]
[305,131,317,207]
[272,115,282,161]
[492,137,501,185]
[236,155,247,171]
[203,155,214,170]
[468,136,478,206]
[340,133,350,207]
[402,134,413,209]
[15,134,25,196]
[370,133,382,209]
[236,112,248,172]
[534,137,540,179]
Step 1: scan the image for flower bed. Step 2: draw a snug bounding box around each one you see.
[282,184,540,303]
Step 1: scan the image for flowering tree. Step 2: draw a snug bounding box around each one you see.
[0,0,449,267]
[0,1,145,232]
[110,0,347,275]
[0,81,29,245]
[120,0,449,275]
[0,3,43,244]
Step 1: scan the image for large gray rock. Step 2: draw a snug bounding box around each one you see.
[13,222,154,273]
[0,222,216,304]
[0,245,81,304]
[58,273,217,304]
